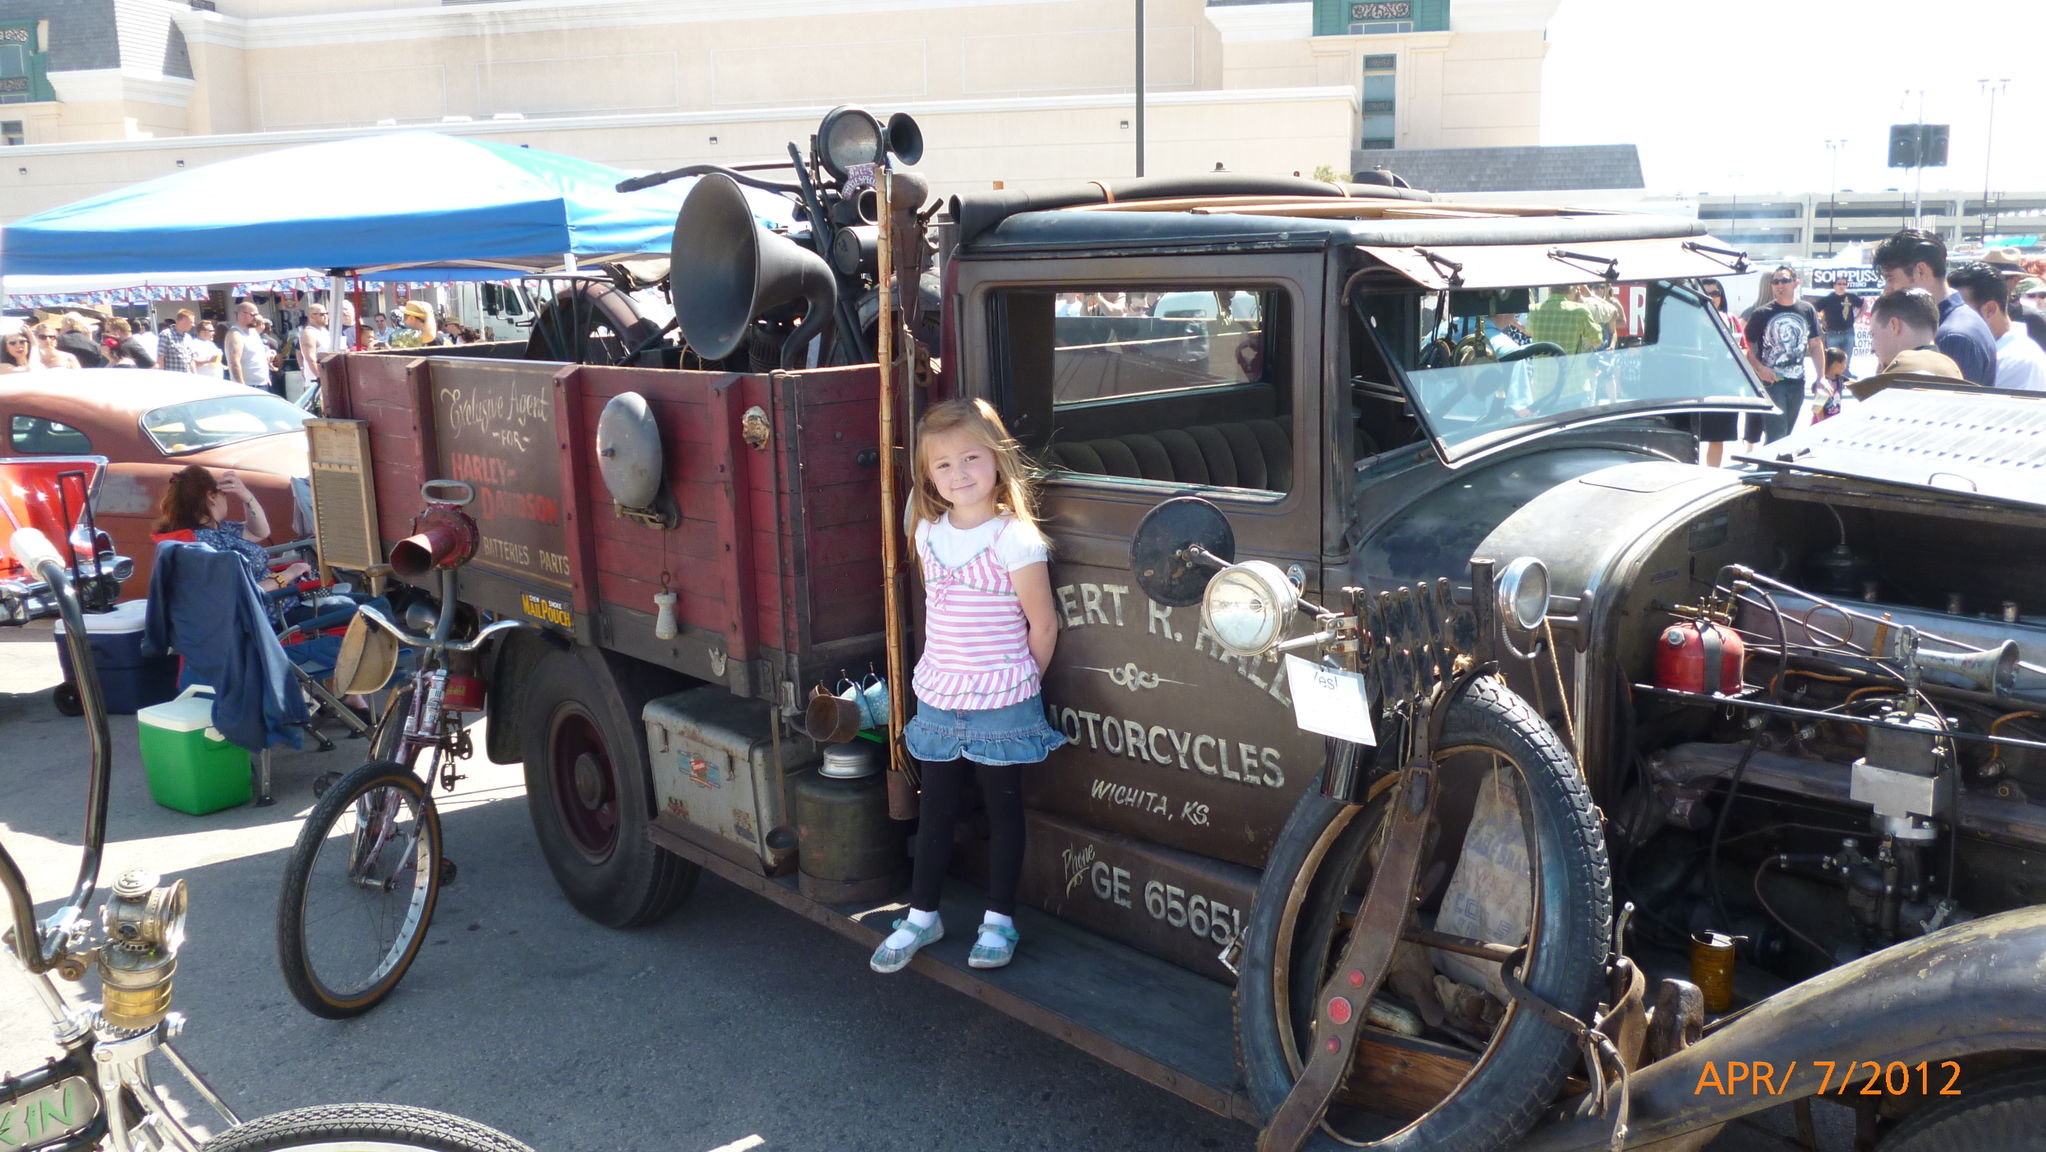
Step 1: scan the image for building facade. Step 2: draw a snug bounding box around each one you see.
[1700,188,2046,261]
[0,0,1558,222]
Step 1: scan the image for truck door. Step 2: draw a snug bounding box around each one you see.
[957,253,1326,872]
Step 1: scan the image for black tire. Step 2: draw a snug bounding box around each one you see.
[520,644,698,928]
[1237,675,1611,1152]
[522,282,663,366]
[1880,1064,2046,1151]
[277,760,442,1018]
[52,682,82,716]
[202,1103,533,1152]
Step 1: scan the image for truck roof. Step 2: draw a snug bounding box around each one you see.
[958,196,1735,289]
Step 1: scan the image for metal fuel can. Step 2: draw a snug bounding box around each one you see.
[1691,931,1737,1013]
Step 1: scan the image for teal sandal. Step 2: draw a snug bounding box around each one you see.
[968,923,1019,969]
[870,917,943,974]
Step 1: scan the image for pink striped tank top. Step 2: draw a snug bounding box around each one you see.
[913,517,1040,710]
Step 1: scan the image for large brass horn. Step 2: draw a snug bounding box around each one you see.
[671,173,837,367]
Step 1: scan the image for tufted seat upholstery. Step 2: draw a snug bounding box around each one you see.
[1045,418,1291,491]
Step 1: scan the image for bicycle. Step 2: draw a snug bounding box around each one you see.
[1,525,537,1152]
[275,481,522,1019]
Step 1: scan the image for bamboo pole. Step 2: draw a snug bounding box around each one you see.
[875,168,916,817]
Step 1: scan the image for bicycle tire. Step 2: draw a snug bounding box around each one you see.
[1236,675,1611,1152]
[202,1103,532,1152]
[277,760,442,1019]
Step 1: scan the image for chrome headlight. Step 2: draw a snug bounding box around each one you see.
[1496,556,1551,632]
[1199,561,1299,658]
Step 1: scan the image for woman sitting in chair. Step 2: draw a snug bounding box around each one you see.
[155,465,313,617]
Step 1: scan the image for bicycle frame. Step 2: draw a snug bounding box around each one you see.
[0,529,242,1152]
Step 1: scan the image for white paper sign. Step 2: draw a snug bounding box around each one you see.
[1283,655,1376,746]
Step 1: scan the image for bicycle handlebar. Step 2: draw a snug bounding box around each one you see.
[0,529,113,973]
[353,601,525,657]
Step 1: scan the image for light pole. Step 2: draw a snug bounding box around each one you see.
[1134,0,1146,177]
[1824,138,1845,258]
[1978,77,2009,242]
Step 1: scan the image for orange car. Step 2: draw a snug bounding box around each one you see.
[0,370,309,591]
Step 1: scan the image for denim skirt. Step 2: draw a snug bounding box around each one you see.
[903,693,1068,767]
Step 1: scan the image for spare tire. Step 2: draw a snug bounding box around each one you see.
[524,281,665,366]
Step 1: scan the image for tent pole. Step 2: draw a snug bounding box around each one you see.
[327,269,347,398]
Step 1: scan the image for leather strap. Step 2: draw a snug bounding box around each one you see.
[1258,760,1439,1152]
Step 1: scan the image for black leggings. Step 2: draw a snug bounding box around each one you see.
[910,757,1024,918]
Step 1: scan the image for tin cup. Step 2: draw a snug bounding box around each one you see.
[1690,931,1738,1013]
[856,673,889,730]
[804,683,863,743]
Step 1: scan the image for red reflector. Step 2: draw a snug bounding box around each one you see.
[1327,996,1353,1025]
[1347,969,1364,988]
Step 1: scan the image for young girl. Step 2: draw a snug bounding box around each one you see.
[870,398,1065,974]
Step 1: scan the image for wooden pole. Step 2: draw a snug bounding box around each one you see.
[875,168,915,817]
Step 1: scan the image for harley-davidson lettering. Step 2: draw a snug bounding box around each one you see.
[1055,583,1291,705]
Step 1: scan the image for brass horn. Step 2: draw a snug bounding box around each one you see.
[671,172,837,367]
[1911,638,2020,696]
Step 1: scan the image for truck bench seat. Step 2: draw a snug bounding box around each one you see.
[1045,418,1290,492]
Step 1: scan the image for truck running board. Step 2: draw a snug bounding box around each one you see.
[647,822,1256,1124]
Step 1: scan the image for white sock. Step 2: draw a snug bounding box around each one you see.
[981,911,1014,934]
[883,908,939,950]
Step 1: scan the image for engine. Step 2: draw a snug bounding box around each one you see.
[1616,563,2046,981]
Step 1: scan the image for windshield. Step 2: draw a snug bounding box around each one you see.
[1355,279,1765,462]
[143,393,311,454]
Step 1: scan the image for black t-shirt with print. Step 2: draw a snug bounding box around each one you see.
[1815,291,1862,333]
[1744,301,1823,380]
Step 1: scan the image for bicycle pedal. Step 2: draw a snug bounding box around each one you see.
[312,770,343,799]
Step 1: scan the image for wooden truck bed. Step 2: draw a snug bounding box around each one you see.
[322,351,887,708]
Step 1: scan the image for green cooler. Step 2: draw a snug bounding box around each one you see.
[136,686,250,814]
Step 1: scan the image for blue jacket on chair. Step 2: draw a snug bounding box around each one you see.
[142,540,307,752]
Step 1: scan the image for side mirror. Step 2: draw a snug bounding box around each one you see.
[1128,496,1235,607]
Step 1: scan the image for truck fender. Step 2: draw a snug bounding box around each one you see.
[1518,905,2046,1151]
[481,625,568,765]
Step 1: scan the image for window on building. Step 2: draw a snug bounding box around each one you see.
[1349,20,1413,33]
[0,23,50,104]
[1,121,22,146]
[1361,55,1396,149]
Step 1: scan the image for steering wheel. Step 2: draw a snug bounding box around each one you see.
[1497,340,1566,363]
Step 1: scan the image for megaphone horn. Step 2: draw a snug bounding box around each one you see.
[1913,639,2020,696]
[884,112,924,167]
[671,173,838,367]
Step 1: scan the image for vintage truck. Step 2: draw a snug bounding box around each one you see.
[308,111,2046,1151]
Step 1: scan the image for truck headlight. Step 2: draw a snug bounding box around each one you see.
[1497,556,1551,632]
[1200,561,1298,658]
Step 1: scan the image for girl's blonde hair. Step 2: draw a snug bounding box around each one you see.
[909,398,1045,540]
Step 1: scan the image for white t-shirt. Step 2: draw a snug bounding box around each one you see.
[916,511,1048,572]
[1994,327,2046,393]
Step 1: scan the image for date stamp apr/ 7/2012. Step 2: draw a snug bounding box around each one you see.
[1695,1060,1962,1097]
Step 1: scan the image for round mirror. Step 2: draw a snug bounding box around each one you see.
[1129,496,1235,607]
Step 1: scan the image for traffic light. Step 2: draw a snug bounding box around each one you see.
[1889,124,1919,168]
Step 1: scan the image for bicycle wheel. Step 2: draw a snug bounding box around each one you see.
[1236,675,1611,1152]
[202,1103,532,1152]
[277,760,442,1018]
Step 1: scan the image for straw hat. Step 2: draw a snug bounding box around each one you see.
[401,300,434,324]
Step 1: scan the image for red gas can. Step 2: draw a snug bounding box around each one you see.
[1654,620,1745,694]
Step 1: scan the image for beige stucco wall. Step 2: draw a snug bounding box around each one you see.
[0,87,1358,226]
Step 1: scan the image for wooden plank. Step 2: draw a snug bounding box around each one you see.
[554,365,600,616]
[707,375,756,664]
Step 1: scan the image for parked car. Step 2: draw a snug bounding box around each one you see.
[0,370,310,590]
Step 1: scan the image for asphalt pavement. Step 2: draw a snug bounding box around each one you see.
[2,619,1841,1152]
[0,619,1248,1152]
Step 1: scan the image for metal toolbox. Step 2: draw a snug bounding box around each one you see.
[644,687,818,874]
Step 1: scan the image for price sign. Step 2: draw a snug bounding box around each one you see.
[1284,655,1375,746]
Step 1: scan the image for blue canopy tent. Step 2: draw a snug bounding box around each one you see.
[0,132,792,352]
[0,131,788,277]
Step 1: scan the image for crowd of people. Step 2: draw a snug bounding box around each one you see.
[1694,228,2046,464]
[0,296,483,394]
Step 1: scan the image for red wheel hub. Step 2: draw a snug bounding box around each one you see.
[549,709,617,862]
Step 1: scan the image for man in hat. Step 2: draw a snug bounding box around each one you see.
[1949,261,2046,392]
[1872,229,1998,386]
[389,300,445,350]
[1983,246,2029,291]
[1814,276,1863,358]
